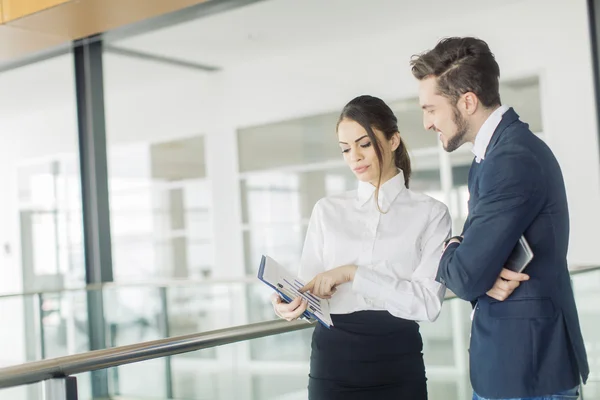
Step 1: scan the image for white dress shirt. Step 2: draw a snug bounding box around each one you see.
[472,105,510,163]
[298,170,452,322]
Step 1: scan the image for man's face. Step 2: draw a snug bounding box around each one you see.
[418,77,469,152]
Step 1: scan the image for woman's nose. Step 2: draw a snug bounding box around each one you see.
[349,148,362,162]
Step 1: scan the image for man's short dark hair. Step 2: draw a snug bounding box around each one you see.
[410,37,501,108]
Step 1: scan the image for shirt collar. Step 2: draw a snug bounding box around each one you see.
[357,169,405,208]
[472,105,510,163]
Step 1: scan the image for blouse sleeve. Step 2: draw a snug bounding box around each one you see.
[352,202,451,322]
[297,200,325,282]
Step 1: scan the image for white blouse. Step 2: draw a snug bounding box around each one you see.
[298,170,452,322]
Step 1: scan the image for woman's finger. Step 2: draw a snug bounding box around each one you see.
[275,296,300,314]
[299,279,314,293]
[271,293,281,305]
[319,278,330,298]
[281,299,308,320]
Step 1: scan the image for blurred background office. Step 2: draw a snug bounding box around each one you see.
[0,0,599,399]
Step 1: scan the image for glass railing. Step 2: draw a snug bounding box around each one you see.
[572,268,600,399]
[0,267,599,400]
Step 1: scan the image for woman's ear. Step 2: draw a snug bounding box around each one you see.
[390,132,401,152]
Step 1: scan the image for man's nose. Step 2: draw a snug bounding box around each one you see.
[423,114,434,131]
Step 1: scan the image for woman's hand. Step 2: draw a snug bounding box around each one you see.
[299,265,358,299]
[271,293,308,321]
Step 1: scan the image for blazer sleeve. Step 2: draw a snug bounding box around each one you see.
[436,146,546,301]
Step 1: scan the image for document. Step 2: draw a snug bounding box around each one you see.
[257,255,333,328]
[505,235,534,273]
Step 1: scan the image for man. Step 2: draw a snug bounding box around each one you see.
[411,37,589,400]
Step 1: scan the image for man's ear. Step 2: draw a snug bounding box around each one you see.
[461,92,480,115]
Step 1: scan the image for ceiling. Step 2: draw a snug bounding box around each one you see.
[0,0,217,66]
[0,0,531,100]
[0,0,536,141]
[112,0,527,69]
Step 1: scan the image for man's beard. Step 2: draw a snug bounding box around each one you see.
[444,107,469,153]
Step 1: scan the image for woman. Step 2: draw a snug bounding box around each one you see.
[272,95,452,399]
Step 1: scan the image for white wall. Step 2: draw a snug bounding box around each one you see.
[0,134,26,369]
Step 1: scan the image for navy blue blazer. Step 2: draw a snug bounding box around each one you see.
[437,108,589,398]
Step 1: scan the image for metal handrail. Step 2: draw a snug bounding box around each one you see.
[0,264,598,391]
[0,319,312,389]
[0,278,460,301]
[567,264,600,275]
[1,264,597,300]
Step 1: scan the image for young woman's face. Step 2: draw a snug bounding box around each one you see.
[337,118,398,185]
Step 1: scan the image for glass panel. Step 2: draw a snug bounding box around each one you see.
[41,291,90,358]
[238,112,340,172]
[243,225,306,276]
[242,298,475,399]
[572,270,600,400]
[449,149,473,234]
[0,387,31,400]
[252,374,309,400]
[0,296,34,371]
[246,282,313,362]
[241,168,355,225]
[391,97,439,150]
[421,305,456,367]
[421,299,472,400]
[499,76,543,133]
[104,287,163,347]
[101,282,240,398]
[104,50,215,283]
[169,363,222,399]
[2,55,86,396]
[167,283,240,360]
[241,173,303,226]
[4,271,600,400]
[108,358,167,399]
[0,53,85,296]
[0,290,92,399]
[107,139,213,281]
[411,151,443,199]
[242,167,356,276]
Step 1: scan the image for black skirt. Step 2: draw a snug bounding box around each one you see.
[308,310,427,400]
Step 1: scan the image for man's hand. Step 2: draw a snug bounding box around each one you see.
[444,236,463,251]
[299,265,358,299]
[486,268,530,301]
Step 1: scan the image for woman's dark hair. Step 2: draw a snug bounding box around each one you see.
[337,95,411,211]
